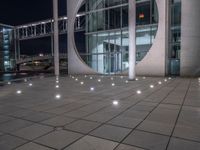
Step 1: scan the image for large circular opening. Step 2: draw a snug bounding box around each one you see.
[74,0,158,74]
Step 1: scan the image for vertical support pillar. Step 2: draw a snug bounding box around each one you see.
[53,0,59,76]
[128,0,136,80]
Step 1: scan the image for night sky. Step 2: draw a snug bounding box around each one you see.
[0,0,67,55]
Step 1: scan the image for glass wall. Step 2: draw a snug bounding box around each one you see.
[169,0,181,76]
[76,0,158,74]
[0,25,15,72]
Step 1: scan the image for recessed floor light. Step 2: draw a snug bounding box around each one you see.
[16,90,22,94]
[113,100,119,106]
[150,85,154,88]
[137,90,142,94]
[55,94,61,99]
[90,87,95,91]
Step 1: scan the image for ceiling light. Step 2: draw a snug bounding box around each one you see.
[7,82,11,85]
[90,87,95,91]
[90,77,93,80]
[29,83,33,87]
[55,85,59,88]
[98,79,101,82]
[158,81,162,85]
[150,85,154,88]
[80,82,84,85]
[112,83,115,86]
[125,80,129,83]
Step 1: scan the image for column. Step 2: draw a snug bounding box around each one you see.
[128,0,136,80]
[53,0,60,76]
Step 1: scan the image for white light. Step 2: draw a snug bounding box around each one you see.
[24,79,27,82]
[55,85,59,88]
[112,83,115,86]
[80,82,84,85]
[158,81,162,85]
[75,78,78,81]
[136,78,139,81]
[164,79,168,82]
[111,77,114,80]
[168,77,172,80]
[16,90,22,94]
[56,80,59,83]
[98,79,101,82]
[120,76,124,79]
[137,90,142,94]
[90,87,95,91]
[125,80,129,83]
[56,77,59,80]
[84,75,87,78]
[90,77,93,80]
[72,76,75,79]
[143,77,146,79]
[112,100,119,106]
[55,94,61,99]
[150,85,154,88]
[7,82,11,85]
[29,83,33,87]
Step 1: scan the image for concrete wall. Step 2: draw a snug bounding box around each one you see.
[67,0,97,74]
[181,0,200,77]
[67,0,169,76]
[136,0,168,76]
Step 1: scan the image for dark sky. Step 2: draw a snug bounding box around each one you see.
[0,0,66,25]
[0,0,67,55]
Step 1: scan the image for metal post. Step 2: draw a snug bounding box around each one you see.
[128,0,136,80]
[53,0,59,76]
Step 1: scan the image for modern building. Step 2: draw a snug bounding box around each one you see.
[0,23,15,72]
[67,0,200,77]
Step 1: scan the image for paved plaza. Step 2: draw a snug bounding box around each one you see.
[0,75,200,150]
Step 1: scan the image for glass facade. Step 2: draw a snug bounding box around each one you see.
[76,0,158,74]
[0,24,15,72]
[169,0,181,75]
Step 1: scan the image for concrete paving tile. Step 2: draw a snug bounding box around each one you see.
[35,130,83,149]
[13,124,54,140]
[22,112,55,122]
[42,116,75,127]
[0,119,33,133]
[64,119,100,134]
[64,135,118,150]
[115,144,145,150]
[123,130,169,150]
[15,142,53,150]
[167,138,200,150]
[0,134,27,150]
[90,124,131,142]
